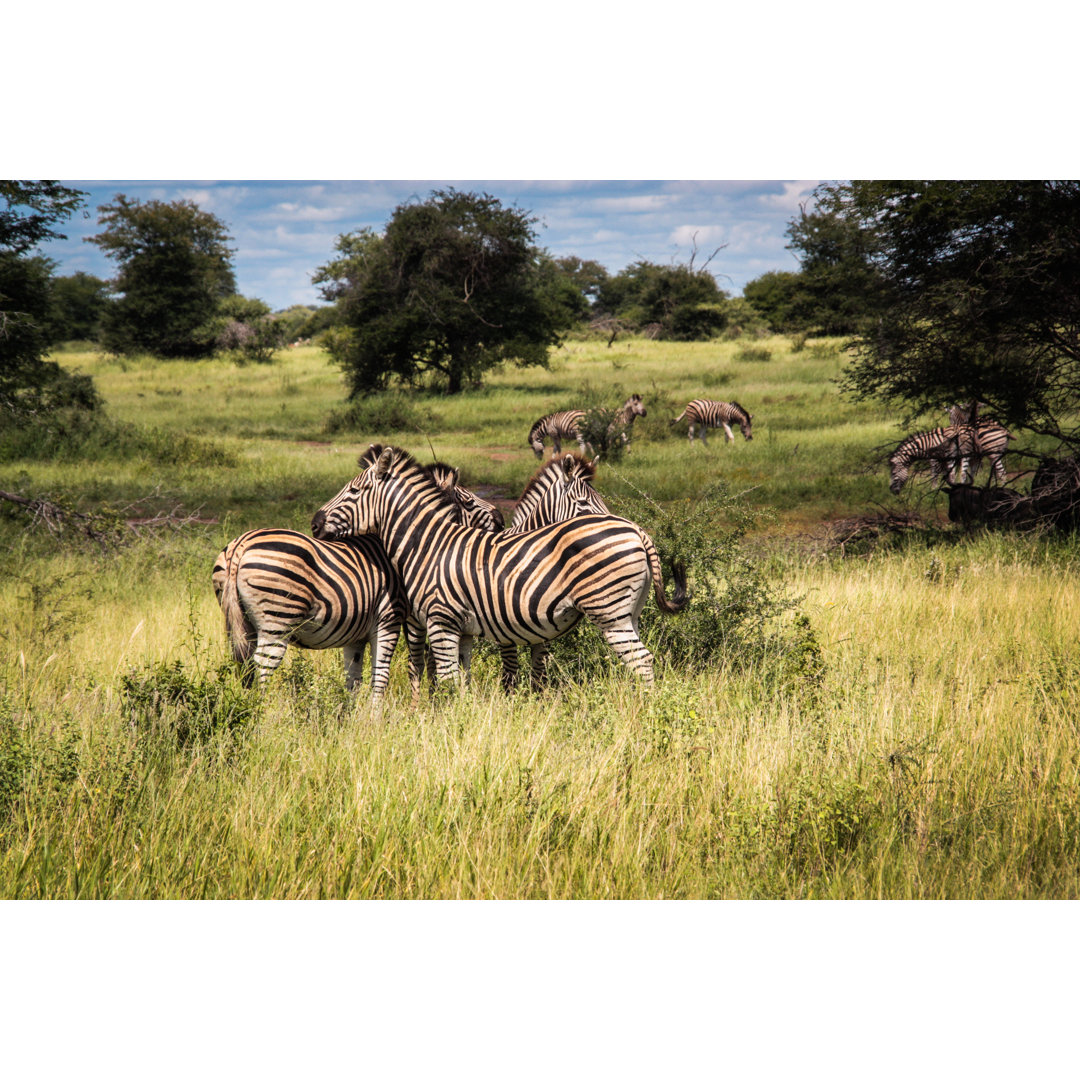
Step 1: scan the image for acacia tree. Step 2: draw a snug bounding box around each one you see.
[822,181,1080,443]
[313,189,567,394]
[0,181,100,419]
[88,195,236,358]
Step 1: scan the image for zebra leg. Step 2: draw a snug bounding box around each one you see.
[405,618,427,705]
[428,626,463,688]
[367,611,402,702]
[529,643,549,691]
[687,422,696,444]
[722,422,735,443]
[551,434,562,456]
[593,618,655,685]
[992,454,1007,483]
[499,644,520,693]
[699,425,708,446]
[343,642,367,691]
[248,633,289,688]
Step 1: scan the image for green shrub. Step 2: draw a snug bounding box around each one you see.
[325,393,440,436]
[119,659,259,748]
[734,346,772,363]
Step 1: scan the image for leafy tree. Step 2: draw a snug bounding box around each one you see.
[313,189,567,394]
[596,260,729,340]
[87,195,236,358]
[0,181,100,419]
[212,295,287,365]
[742,270,817,333]
[784,196,887,334]
[825,181,1080,443]
[48,271,110,342]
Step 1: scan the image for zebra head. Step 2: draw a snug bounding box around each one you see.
[623,394,647,420]
[510,452,608,533]
[888,455,909,495]
[731,401,753,440]
[311,445,395,540]
[427,461,504,532]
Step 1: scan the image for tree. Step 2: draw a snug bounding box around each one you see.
[0,181,100,419]
[212,295,287,365]
[48,271,110,342]
[596,259,729,340]
[742,270,817,334]
[313,189,566,394]
[822,181,1080,442]
[88,195,236,359]
[784,196,887,334]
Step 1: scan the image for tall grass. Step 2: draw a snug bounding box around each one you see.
[0,337,1076,898]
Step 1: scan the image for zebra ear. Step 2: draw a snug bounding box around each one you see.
[560,453,575,482]
[375,446,394,479]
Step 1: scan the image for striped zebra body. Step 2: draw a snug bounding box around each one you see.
[528,395,646,458]
[212,529,407,698]
[505,452,611,687]
[671,399,753,443]
[888,425,976,494]
[311,446,687,690]
[946,409,1013,484]
[528,409,586,459]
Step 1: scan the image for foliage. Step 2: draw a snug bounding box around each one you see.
[719,297,771,340]
[212,295,286,365]
[825,181,1080,446]
[47,271,110,343]
[576,406,628,461]
[324,392,440,436]
[0,182,100,422]
[313,189,568,394]
[742,270,818,333]
[734,346,772,364]
[596,260,729,340]
[119,659,259,748]
[88,195,236,359]
[784,193,887,335]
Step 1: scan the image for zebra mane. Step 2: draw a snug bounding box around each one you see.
[358,444,460,516]
[728,400,751,422]
[890,427,950,461]
[517,452,596,506]
[425,461,460,489]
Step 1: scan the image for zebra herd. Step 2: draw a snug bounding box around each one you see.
[215,446,686,705]
[888,403,1014,495]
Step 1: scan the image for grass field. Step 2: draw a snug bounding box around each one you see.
[1,335,1077,898]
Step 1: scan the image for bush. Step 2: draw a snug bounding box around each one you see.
[576,406,628,462]
[325,393,440,436]
[119,659,259,748]
[734,346,772,363]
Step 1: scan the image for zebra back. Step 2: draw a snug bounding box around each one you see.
[528,410,585,458]
[508,452,609,534]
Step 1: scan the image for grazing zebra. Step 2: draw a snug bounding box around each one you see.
[888,425,976,494]
[528,394,646,458]
[946,407,1014,484]
[311,445,688,691]
[212,530,408,699]
[671,399,753,444]
[427,461,505,531]
[507,452,609,534]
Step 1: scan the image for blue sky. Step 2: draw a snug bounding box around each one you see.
[41,180,823,313]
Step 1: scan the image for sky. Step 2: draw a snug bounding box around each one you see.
[41,180,822,312]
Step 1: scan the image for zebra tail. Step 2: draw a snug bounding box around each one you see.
[643,533,689,614]
[219,541,256,664]
[670,408,687,426]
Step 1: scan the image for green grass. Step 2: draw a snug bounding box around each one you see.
[1,336,1077,898]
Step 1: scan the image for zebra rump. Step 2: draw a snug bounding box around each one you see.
[213,529,407,698]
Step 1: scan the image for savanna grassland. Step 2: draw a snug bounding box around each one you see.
[2,336,1078,899]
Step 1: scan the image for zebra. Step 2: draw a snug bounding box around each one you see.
[310,445,688,692]
[671,399,753,444]
[946,406,1014,484]
[212,530,408,699]
[427,461,505,531]
[888,425,976,494]
[528,394,646,458]
[507,451,609,534]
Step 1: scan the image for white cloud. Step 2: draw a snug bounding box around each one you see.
[758,180,822,213]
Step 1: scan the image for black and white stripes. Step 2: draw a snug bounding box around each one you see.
[671,399,753,443]
[311,445,687,690]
